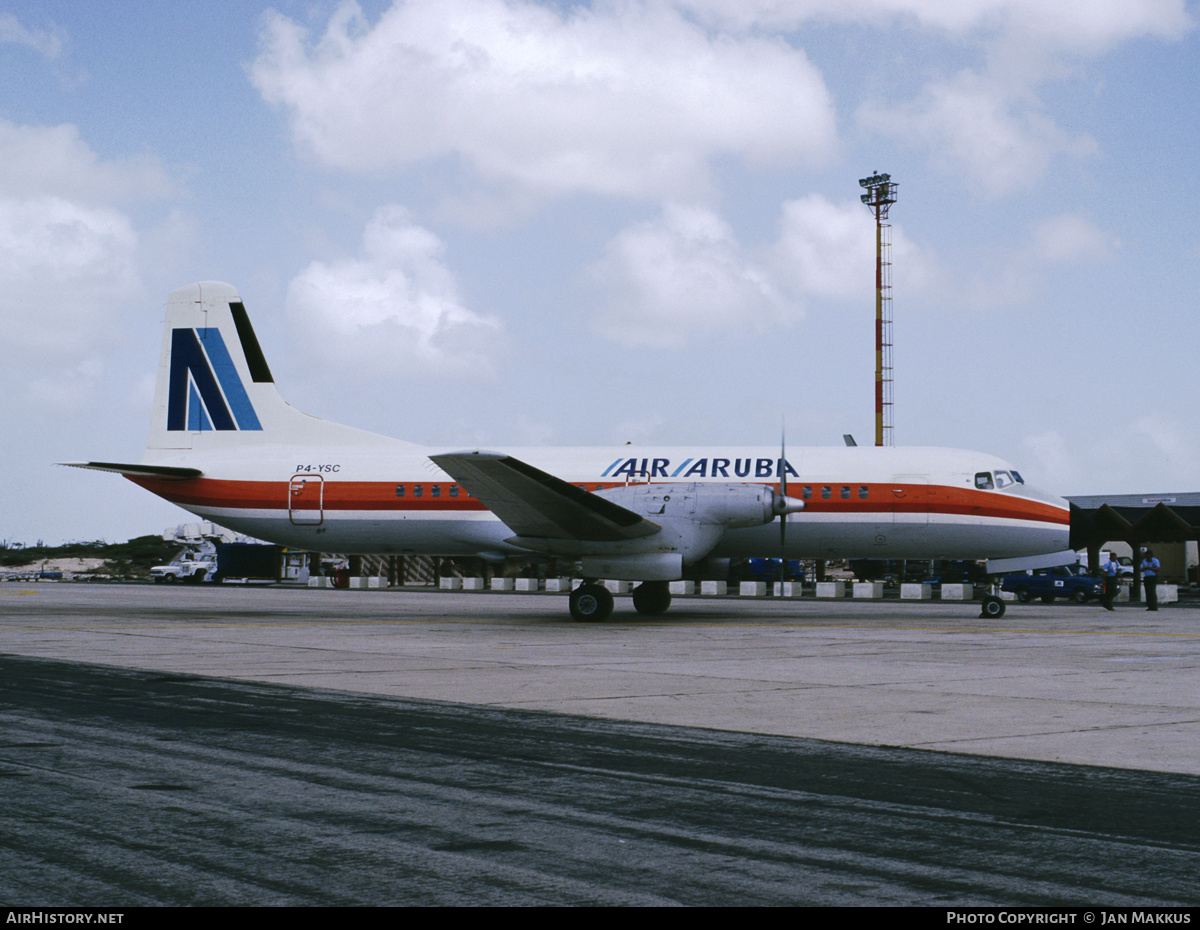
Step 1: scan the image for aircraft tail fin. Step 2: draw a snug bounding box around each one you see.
[147,282,400,454]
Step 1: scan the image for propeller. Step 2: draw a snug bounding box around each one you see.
[772,423,805,583]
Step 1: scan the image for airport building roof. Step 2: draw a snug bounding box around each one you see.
[1067,493,1200,549]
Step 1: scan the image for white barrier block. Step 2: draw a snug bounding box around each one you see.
[349,576,381,589]
[307,577,331,588]
[544,578,571,592]
[815,581,845,598]
[604,580,631,594]
[1116,584,1130,603]
[940,583,973,600]
[462,577,486,591]
[739,581,768,597]
[701,581,727,596]
[439,577,462,590]
[778,581,804,598]
[1159,584,1179,604]
[515,578,539,592]
[1000,590,1017,601]
[490,577,514,591]
[669,581,696,595]
[901,583,932,600]
[853,582,884,599]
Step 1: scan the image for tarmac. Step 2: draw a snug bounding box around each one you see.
[3,583,1199,905]
[3,583,1198,774]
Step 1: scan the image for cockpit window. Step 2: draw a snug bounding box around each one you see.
[974,472,994,490]
[994,470,1014,489]
[1011,471,1025,484]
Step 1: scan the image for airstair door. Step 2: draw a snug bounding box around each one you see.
[289,474,324,526]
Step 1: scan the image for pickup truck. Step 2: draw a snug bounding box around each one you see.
[150,545,217,583]
[1000,564,1104,604]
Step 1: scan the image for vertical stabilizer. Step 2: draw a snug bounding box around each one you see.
[146,282,400,456]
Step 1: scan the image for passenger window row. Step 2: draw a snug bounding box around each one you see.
[395,484,463,498]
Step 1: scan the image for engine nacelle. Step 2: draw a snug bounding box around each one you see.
[593,482,803,567]
[505,483,804,579]
[598,482,780,526]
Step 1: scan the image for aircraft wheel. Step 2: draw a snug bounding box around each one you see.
[1073,588,1090,604]
[632,581,671,615]
[570,584,614,622]
[1015,586,1032,604]
[980,595,1006,619]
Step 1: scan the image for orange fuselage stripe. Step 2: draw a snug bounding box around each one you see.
[127,476,1069,525]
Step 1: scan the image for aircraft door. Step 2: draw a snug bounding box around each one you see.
[889,476,930,524]
[289,474,324,526]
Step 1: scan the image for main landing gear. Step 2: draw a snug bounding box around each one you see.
[569,583,614,622]
[568,581,673,621]
[979,593,1006,619]
[631,581,671,616]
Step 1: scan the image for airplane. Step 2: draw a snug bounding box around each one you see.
[66,281,1072,621]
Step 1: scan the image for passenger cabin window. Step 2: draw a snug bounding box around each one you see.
[395,485,405,497]
[840,486,850,499]
[450,485,459,498]
[431,485,441,498]
[802,486,812,499]
[821,486,832,499]
[974,472,994,490]
[414,485,423,498]
[859,486,869,499]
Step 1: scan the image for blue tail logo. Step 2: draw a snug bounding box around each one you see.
[167,328,262,431]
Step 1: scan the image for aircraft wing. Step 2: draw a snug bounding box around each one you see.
[59,461,203,479]
[430,451,659,542]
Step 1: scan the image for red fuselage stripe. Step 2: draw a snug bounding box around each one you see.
[127,476,1070,525]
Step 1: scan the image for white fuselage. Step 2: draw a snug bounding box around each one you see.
[129,442,1071,563]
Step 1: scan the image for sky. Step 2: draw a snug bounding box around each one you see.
[2,0,1198,545]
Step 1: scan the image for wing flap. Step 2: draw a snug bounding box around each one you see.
[430,451,658,542]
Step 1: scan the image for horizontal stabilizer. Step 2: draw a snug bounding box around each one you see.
[59,461,203,479]
[430,451,659,542]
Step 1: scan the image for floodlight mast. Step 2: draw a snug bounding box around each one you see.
[859,171,897,447]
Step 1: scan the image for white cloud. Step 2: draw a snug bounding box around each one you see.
[285,205,502,378]
[0,12,64,59]
[251,0,836,203]
[0,119,173,409]
[0,197,140,352]
[859,70,1098,196]
[591,196,936,348]
[772,195,875,302]
[951,212,1114,311]
[0,120,173,204]
[680,1,1191,197]
[590,203,790,348]
[1030,213,1115,265]
[678,0,1192,52]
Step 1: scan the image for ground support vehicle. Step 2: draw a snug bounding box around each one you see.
[1001,564,1103,604]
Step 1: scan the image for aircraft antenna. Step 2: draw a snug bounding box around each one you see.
[859,171,897,446]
